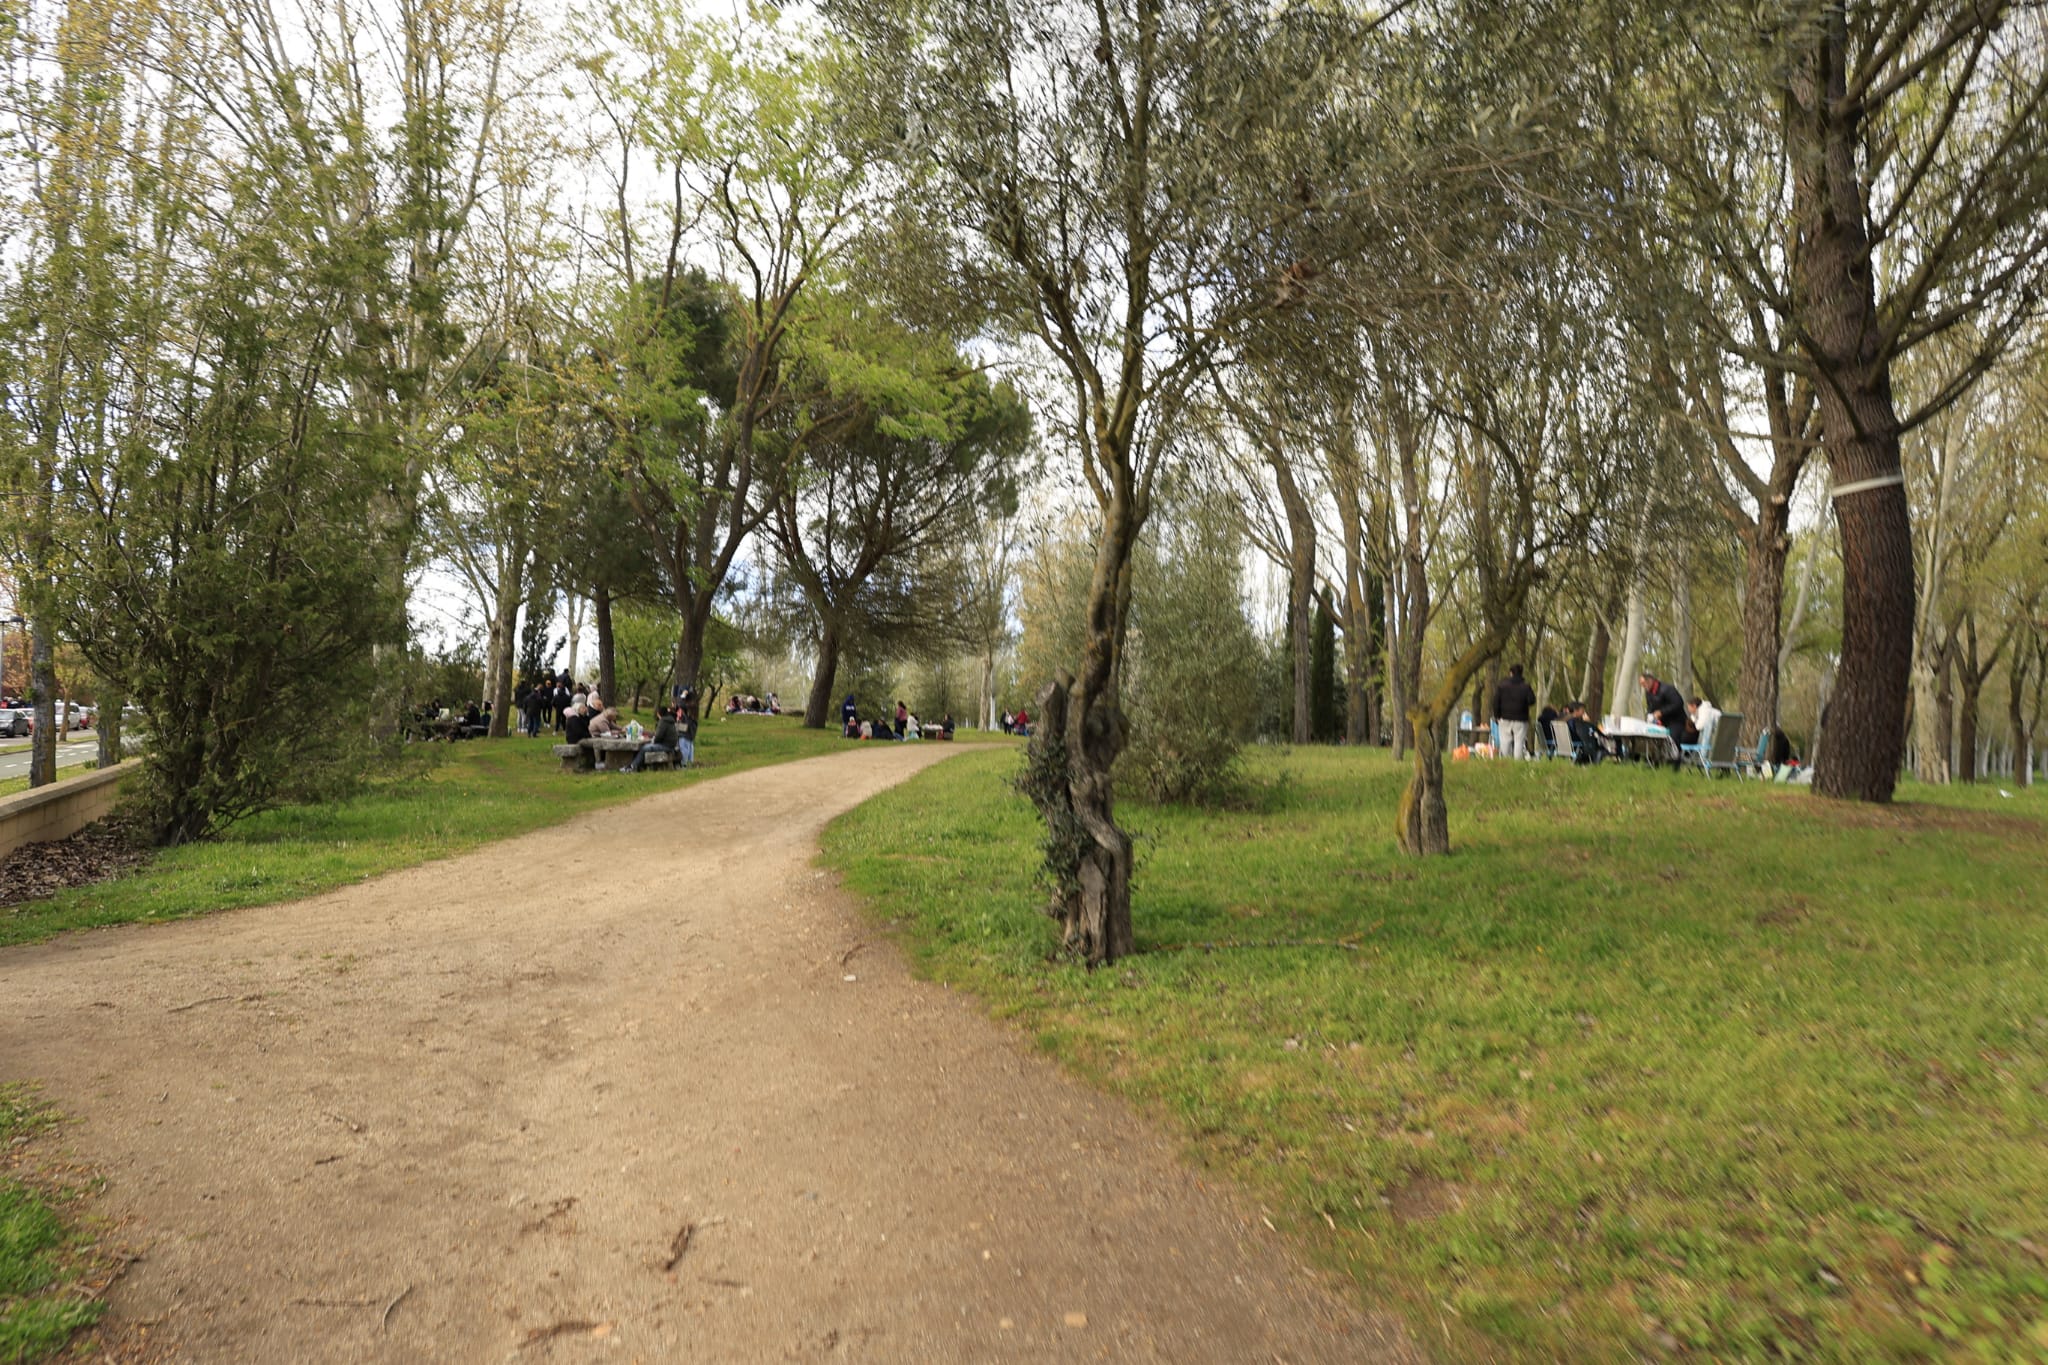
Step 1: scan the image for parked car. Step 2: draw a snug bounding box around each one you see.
[17,703,93,734]
[0,707,28,738]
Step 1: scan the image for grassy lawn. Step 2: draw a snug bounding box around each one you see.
[1,716,848,949]
[821,745,2048,1362]
[0,1088,101,1362]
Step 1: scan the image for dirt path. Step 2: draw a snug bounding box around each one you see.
[2,745,1419,1363]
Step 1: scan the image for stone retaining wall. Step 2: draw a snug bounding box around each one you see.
[0,760,138,861]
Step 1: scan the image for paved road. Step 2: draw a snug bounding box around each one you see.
[0,739,101,783]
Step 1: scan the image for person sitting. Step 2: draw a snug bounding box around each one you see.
[843,713,861,739]
[562,702,592,745]
[940,713,956,740]
[1536,702,1560,755]
[766,692,781,714]
[1690,696,1721,748]
[725,695,743,714]
[626,707,680,772]
[589,705,621,738]
[460,701,482,738]
[859,719,873,740]
[1564,702,1608,764]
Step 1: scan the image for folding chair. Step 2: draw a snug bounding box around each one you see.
[1697,714,1743,777]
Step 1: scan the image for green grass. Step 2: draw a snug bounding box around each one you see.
[0,1088,101,1362]
[0,717,847,948]
[821,746,2048,1362]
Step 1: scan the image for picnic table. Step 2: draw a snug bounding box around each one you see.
[1603,716,1677,764]
[551,736,672,773]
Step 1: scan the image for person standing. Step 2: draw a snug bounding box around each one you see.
[553,678,572,734]
[520,683,545,739]
[1639,672,1687,735]
[893,699,908,741]
[1493,664,1537,760]
[676,687,699,766]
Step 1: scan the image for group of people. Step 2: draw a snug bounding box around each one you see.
[840,694,955,743]
[723,692,780,715]
[1487,664,1800,772]
[555,686,699,770]
[997,708,1032,737]
[413,699,491,739]
[513,672,591,740]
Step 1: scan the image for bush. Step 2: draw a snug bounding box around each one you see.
[1117,500,1263,803]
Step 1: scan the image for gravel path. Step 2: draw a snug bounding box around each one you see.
[1,744,1420,1363]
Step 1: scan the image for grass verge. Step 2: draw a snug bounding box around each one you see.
[1,717,850,949]
[821,745,2048,1362]
[0,1087,101,1363]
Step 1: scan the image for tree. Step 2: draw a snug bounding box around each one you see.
[1594,0,2048,800]
[765,309,1029,727]
[573,6,875,690]
[838,0,1357,961]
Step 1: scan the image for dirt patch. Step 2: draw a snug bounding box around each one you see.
[1,746,1419,1364]
[0,815,152,910]
[1782,793,2046,840]
[1384,1175,1464,1224]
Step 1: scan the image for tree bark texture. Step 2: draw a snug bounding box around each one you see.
[1790,15,1913,803]
[485,541,524,739]
[1058,487,1140,963]
[96,688,123,769]
[1735,513,1791,747]
[594,584,618,714]
[805,616,844,730]
[30,624,56,788]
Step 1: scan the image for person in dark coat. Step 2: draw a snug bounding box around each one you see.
[1493,664,1538,759]
[562,702,592,745]
[1536,702,1560,756]
[553,680,572,734]
[1639,673,1690,737]
[520,684,545,739]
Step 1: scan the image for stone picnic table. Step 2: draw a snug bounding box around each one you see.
[552,736,672,773]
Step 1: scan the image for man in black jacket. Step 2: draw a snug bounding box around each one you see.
[1639,672,1690,739]
[1493,663,1537,759]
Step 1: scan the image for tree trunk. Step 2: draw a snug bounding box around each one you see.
[1673,553,1694,700]
[1934,644,1955,784]
[1583,587,1618,719]
[1611,571,1647,722]
[2010,647,2034,790]
[1399,714,1449,854]
[1288,571,1314,744]
[96,688,123,769]
[805,616,843,729]
[594,584,618,712]
[981,651,997,732]
[30,623,56,787]
[1911,621,1954,783]
[672,594,715,695]
[486,531,525,739]
[1735,513,1791,748]
[1791,14,1913,803]
[1053,482,1143,964]
[565,595,584,684]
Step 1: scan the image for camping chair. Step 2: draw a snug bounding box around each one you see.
[1696,713,1743,777]
[1551,718,1589,764]
[1738,728,1771,778]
